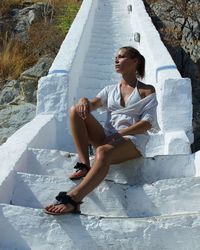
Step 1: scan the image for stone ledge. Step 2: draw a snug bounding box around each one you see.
[1,204,200,250]
[8,172,200,218]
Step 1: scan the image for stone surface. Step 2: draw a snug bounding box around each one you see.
[25,148,195,185]
[0,80,20,105]
[144,0,200,152]
[1,204,200,250]
[0,103,36,144]
[14,3,53,39]
[10,172,200,217]
[20,56,54,102]
[20,56,54,80]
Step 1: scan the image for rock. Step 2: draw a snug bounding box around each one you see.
[20,57,53,79]
[20,80,36,103]
[20,56,53,102]
[0,21,4,33]
[14,3,53,39]
[0,103,36,145]
[0,80,20,105]
[22,0,34,6]
[144,0,200,152]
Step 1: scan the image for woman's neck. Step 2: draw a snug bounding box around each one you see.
[121,74,137,87]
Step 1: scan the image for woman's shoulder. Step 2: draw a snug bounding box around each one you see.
[102,83,118,92]
[137,81,155,97]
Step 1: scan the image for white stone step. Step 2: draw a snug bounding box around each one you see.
[86,47,117,55]
[90,29,133,37]
[81,70,117,80]
[90,33,128,40]
[91,25,131,32]
[76,88,102,99]
[85,57,114,65]
[82,63,114,74]
[77,77,113,90]
[89,43,121,52]
[10,172,200,218]
[1,204,200,250]
[93,20,129,26]
[24,149,195,185]
[90,38,133,46]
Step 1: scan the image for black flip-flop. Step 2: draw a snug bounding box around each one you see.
[44,192,82,215]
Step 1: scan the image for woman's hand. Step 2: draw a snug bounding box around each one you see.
[75,98,90,120]
[103,132,124,144]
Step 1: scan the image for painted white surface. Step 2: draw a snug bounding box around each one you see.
[195,151,200,177]
[0,115,56,185]
[1,204,200,250]
[10,172,200,217]
[0,0,199,249]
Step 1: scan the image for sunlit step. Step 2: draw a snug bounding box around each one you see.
[1,204,200,250]
[10,172,200,218]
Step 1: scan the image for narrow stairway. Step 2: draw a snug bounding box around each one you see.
[0,0,200,249]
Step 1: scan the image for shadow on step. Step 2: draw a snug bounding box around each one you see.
[0,206,31,250]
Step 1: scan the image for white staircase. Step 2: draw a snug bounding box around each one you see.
[0,0,199,249]
[1,149,200,249]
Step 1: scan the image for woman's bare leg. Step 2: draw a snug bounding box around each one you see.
[45,138,141,213]
[69,138,141,200]
[69,106,106,166]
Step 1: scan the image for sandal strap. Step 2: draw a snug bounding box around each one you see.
[55,192,82,212]
[74,162,90,172]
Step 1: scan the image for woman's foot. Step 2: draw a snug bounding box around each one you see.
[44,203,75,215]
[44,192,82,215]
[69,162,90,180]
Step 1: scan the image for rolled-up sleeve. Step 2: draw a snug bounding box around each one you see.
[96,86,109,113]
[140,95,158,128]
[140,106,156,125]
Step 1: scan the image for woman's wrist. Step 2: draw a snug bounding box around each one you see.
[118,129,126,136]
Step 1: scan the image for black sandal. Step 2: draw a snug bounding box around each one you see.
[44,192,82,215]
[69,162,91,180]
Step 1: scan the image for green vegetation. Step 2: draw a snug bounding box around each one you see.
[56,3,81,34]
[0,0,82,80]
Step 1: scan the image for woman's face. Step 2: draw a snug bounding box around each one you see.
[115,49,138,74]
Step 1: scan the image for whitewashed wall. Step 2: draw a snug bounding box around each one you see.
[127,0,193,154]
[37,0,97,151]
[0,115,56,188]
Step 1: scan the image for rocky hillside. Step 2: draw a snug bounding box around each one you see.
[144,0,200,152]
[0,0,81,144]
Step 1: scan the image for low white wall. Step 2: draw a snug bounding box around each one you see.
[127,0,193,154]
[37,0,97,151]
[194,151,200,177]
[0,115,56,203]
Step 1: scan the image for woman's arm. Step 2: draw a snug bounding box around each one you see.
[89,97,103,111]
[118,120,152,136]
[75,97,102,119]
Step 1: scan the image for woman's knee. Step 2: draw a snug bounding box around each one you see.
[69,105,78,118]
[95,145,111,163]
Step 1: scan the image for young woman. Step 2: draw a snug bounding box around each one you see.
[44,46,158,215]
